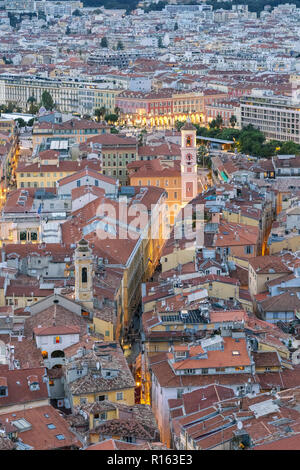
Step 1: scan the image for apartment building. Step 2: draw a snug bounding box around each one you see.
[16,159,102,189]
[79,134,138,185]
[240,90,300,144]
[0,75,120,116]
[150,332,256,446]
[205,100,240,127]
[116,89,227,127]
[63,343,136,410]
[32,119,110,148]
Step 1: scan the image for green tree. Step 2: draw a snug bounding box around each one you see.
[208,119,217,129]
[38,11,46,21]
[72,9,82,16]
[100,37,108,48]
[66,26,71,35]
[27,96,37,114]
[278,141,300,155]
[175,120,184,131]
[2,56,13,65]
[158,37,163,48]
[229,114,237,128]
[104,113,118,123]
[15,118,26,127]
[95,107,106,122]
[197,144,208,167]
[4,102,16,113]
[27,118,35,127]
[238,124,265,156]
[174,22,178,31]
[41,91,54,111]
[116,40,124,50]
[215,114,223,129]
[138,129,147,145]
[219,127,241,142]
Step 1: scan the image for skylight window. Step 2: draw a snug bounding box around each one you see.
[232,351,240,356]
[47,424,56,429]
[56,434,65,440]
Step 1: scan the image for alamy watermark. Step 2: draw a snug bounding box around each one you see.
[94,200,205,246]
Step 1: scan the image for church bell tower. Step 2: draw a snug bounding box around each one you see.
[74,238,94,309]
[180,120,198,204]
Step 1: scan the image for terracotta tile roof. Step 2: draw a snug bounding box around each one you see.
[71,185,105,201]
[257,367,300,390]
[57,167,117,187]
[84,134,137,147]
[249,256,291,274]
[0,365,48,410]
[150,353,256,389]
[253,351,281,368]
[39,150,59,160]
[182,384,234,415]
[253,434,300,450]
[33,325,81,336]
[53,119,108,132]
[5,337,44,369]
[129,158,181,178]
[265,272,295,287]
[24,305,90,339]
[16,159,102,174]
[93,418,155,441]
[259,291,300,312]
[214,220,259,247]
[67,345,135,395]
[3,243,74,262]
[138,143,180,158]
[170,336,251,370]
[85,439,167,450]
[0,405,81,449]
[210,310,247,323]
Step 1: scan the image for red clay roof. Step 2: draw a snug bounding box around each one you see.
[0,365,48,408]
[0,405,81,450]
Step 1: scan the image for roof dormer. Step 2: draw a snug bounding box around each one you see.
[0,377,8,397]
[27,375,40,391]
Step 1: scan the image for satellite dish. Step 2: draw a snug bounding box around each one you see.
[237,421,243,430]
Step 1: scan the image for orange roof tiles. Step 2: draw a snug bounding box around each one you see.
[0,405,81,450]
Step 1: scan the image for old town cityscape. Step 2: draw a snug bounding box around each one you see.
[0,0,300,453]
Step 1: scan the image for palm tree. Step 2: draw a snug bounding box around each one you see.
[95,106,106,122]
[114,106,121,117]
[27,96,36,114]
[197,144,208,168]
[215,114,223,129]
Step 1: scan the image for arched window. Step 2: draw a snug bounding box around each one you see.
[82,267,87,283]
[51,350,65,358]
[186,136,192,147]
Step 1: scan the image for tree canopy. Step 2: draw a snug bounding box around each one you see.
[100,37,108,48]
[41,91,55,111]
[194,123,300,157]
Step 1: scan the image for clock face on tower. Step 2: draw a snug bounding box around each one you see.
[186,154,192,162]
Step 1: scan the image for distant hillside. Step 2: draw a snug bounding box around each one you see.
[49,0,300,15]
[78,0,139,12]
[207,0,300,14]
